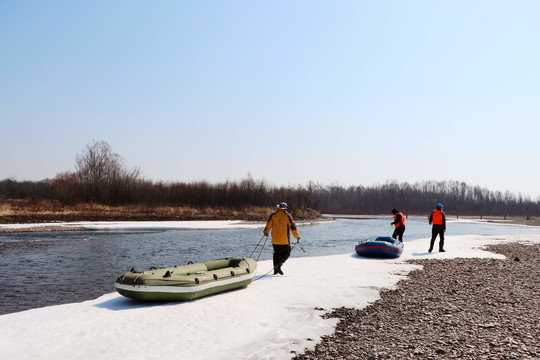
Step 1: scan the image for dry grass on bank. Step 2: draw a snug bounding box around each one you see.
[0,200,322,224]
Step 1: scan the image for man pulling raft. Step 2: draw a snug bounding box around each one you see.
[263,202,301,275]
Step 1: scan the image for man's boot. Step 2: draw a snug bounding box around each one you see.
[439,239,445,252]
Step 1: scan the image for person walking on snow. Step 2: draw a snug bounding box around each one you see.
[263,202,301,275]
[390,209,405,243]
[429,204,446,252]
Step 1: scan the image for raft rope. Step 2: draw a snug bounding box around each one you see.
[254,239,305,281]
[249,235,268,261]
[296,240,306,253]
[255,267,276,280]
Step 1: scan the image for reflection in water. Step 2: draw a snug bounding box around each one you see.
[1,217,538,315]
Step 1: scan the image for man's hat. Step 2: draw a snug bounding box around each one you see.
[277,202,288,210]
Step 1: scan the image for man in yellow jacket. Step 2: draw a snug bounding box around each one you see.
[263,202,301,275]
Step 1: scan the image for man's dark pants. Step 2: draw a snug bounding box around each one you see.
[430,225,445,251]
[392,226,405,242]
[273,244,291,271]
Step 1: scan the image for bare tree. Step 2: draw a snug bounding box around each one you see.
[75,140,141,204]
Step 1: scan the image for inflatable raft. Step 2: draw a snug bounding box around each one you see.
[355,236,404,258]
[115,257,257,301]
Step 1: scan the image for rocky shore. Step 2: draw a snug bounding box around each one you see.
[294,243,540,359]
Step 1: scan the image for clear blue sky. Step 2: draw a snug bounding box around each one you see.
[1,1,539,198]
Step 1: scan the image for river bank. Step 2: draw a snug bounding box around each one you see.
[484,217,540,227]
[0,206,322,223]
[0,203,325,232]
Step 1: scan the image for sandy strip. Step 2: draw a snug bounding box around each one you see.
[0,225,87,233]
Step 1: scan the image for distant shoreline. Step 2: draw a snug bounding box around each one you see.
[0,214,536,234]
[457,216,540,227]
[0,225,89,233]
[0,204,324,232]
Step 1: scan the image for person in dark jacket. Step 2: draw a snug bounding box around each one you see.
[429,204,446,252]
[390,209,405,243]
[263,202,301,275]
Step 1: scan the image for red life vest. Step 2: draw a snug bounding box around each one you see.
[394,212,405,227]
[432,210,444,225]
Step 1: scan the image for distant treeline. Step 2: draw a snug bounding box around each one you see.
[316,180,538,217]
[1,177,538,217]
[1,141,538,216]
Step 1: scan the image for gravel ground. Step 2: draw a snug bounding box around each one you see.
[294,243,540,359]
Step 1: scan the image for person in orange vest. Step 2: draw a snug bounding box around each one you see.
[428,204,446,252]
[263,202,301,275]
[390,209,405,243]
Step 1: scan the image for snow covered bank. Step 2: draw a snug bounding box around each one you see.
[0,219,327,232]
[1,234,539,360]
[0,220,262,232]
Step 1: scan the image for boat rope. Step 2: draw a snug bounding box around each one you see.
[296,240,306,253]
[289,240,306,254]
[250,235,268,261]
[132,272,143,284]
[254,239,306,281]
[254,267,275,280]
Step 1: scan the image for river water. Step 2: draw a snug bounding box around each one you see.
[1,216,538,315]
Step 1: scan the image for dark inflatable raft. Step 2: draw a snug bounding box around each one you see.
[355,236,404,258]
